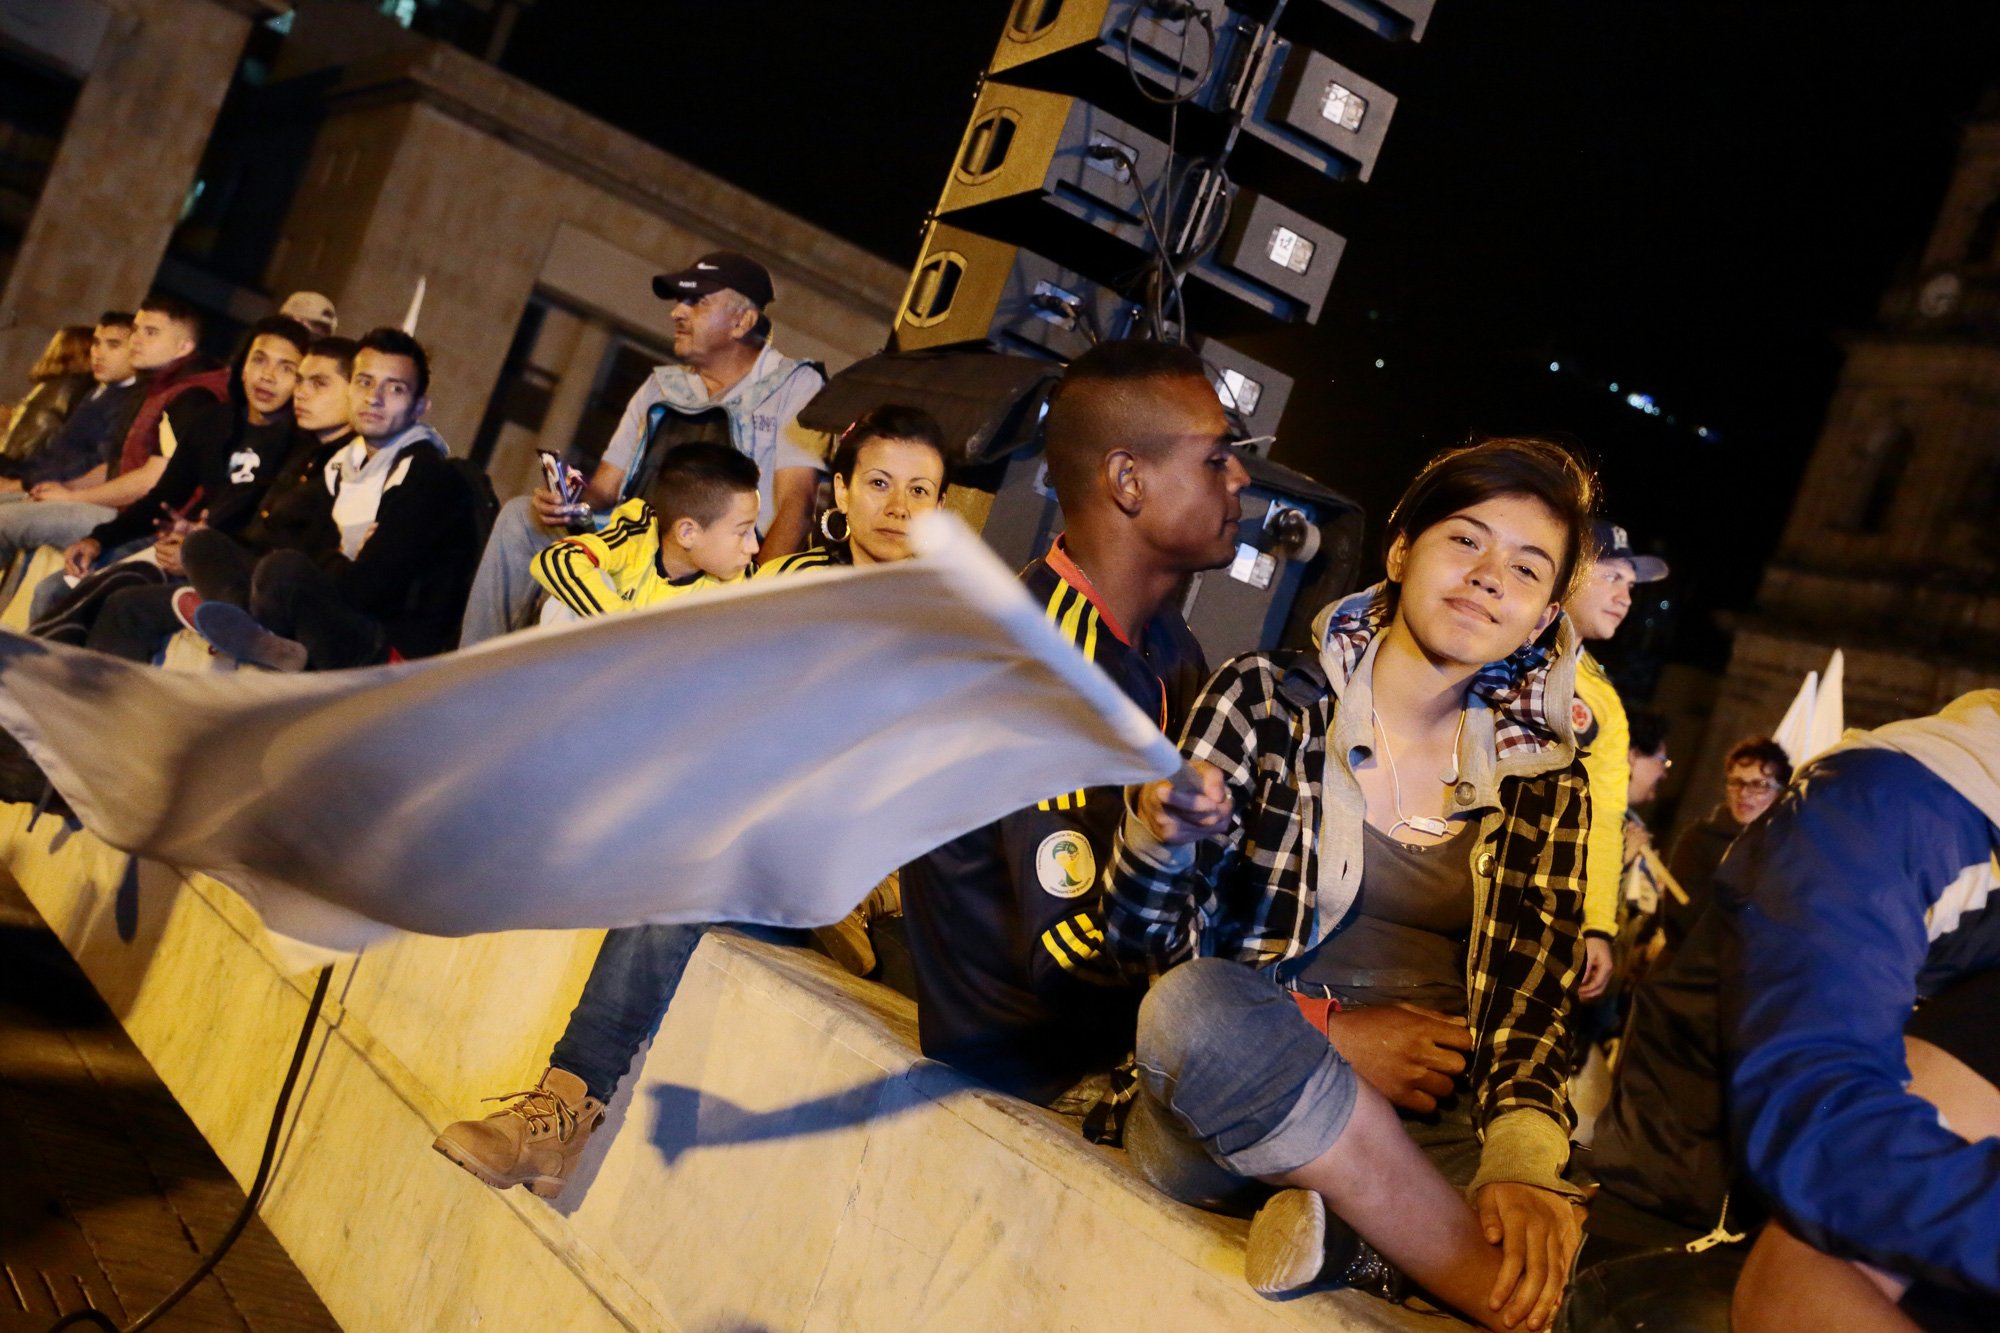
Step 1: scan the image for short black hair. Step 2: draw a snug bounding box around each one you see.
[1627,709,1669,759]
[1041,338,1214,506]
[355,326,430,399]
[829,403,949,483]
[97,310,135,332]
[245,314,314,361]
[137,294,203,343]
[1385,436,1598,605]
[304,335,359,380]
[1726,735,1793,787]
[648,442,760,528]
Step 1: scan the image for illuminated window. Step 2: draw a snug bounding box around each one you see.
[1217,368,1263,415]
[1266,226,1314,274]
[1320,82,1367,131]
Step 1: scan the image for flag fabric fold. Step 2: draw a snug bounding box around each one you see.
[0,515,1181,949]
[1773,649,1846,771]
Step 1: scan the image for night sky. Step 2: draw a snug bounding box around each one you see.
[502,0,2000,673]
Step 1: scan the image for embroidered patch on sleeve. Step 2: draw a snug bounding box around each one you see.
[1036,830,1096,899]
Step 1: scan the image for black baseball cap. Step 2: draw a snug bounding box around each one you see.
[652,251,774,308]
[1592,520,1668,583]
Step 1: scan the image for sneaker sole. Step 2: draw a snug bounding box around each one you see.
[431,1136,565,1199]
[1246,1188,1327,1295]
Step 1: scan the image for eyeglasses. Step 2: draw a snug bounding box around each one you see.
[1724,777,1782,795]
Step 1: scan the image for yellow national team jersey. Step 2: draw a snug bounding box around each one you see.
[754,546,845,578]
[531,498,728,617]
[1574,649,1630,939]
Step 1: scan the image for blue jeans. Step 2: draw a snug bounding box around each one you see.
[1126,958,1361,1211]
[25,535,170,627]
[459,495,559,647]
[548,922,808,1102]
[0,499,113,557]
[0,499,114,608]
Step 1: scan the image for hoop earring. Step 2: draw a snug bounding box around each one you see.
[820,509,850,544]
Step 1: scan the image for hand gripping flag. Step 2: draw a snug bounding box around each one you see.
[0,515,1182,950]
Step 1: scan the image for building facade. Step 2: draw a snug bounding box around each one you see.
[1,0,903,497]
[1680,93,2000,827]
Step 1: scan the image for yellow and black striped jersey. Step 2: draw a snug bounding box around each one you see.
[755,543,851,578]
[531,498,729,617]
[898,535,1209,1104]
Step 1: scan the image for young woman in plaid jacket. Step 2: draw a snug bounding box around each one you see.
[1108,438,1597,1332]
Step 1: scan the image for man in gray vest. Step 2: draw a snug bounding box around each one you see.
[458,251,826,646]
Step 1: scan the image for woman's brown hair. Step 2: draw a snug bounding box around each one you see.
[29,326,94,383]
[1384,436,1599,604]
[829,403,949,484]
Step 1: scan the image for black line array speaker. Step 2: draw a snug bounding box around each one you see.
[1192,334,1293,440]
[844,0,1451,655]
[989,0,1232,96]
[937,80,1180,281]
[1187,187,1345,324]
[893,221,1140,361]
[1217,33,1397,182]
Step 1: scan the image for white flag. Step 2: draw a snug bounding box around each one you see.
[400,275,426,335]
[1773,649,1846,770]
[1772,669,1818,771]
[0,516,1180,950]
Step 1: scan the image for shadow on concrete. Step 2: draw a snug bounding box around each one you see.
[647,1072,935,1167]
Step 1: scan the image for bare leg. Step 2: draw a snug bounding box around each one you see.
[1272,1080,1515,1330]
[1733,1034,1999,1333]
[1734,1221,1916,1333]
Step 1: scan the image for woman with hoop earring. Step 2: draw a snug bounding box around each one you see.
[760,401,951,974]
[762,403,949,575]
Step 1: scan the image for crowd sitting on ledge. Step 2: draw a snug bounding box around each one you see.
[0,249,1994,1333]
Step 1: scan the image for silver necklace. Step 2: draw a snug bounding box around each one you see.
[1371,705,1466,839]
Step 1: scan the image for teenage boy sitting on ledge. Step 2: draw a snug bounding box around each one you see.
[532,442,760,619]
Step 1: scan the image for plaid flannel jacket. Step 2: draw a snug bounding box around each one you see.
[1106,584,1591,1136]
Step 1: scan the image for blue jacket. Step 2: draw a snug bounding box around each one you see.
[1721,693,2000,1293]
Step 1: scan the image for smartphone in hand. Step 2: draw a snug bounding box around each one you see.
[537,451,593,532]
[538,451,586,505]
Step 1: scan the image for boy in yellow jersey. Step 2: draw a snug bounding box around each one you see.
[1564,521,1669,1008]
[531,442,760,617]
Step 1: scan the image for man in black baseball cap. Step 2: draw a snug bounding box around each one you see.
[651,250,775,309]
[459,246,828,646]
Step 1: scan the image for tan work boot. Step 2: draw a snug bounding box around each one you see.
[812,906,876,977]
[432,1068,605,1199]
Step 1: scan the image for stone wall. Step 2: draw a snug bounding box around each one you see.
[263,41,906,453]
[0,0,252,385]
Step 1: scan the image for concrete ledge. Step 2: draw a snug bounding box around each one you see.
[2,805,1443,1332]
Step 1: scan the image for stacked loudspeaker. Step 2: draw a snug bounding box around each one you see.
[895,0,1432,657]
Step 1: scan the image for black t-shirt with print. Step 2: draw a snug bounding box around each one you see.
[900,543,1208,1105]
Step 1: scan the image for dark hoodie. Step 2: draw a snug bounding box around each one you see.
[1663,804,1740,955]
